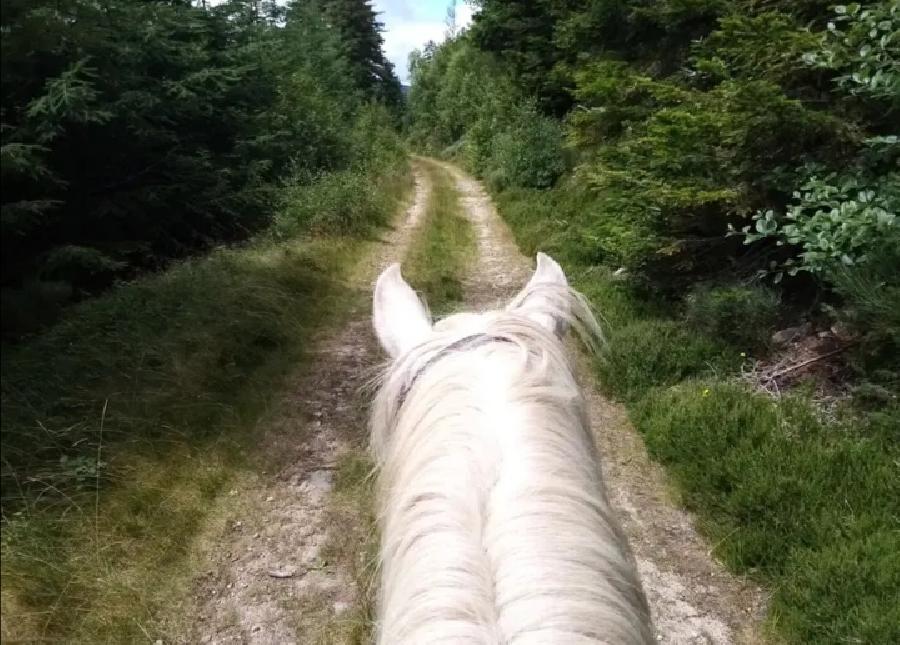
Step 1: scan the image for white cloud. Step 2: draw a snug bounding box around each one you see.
[456,3,475,29]
[374,1,474,84]
[381,20,446,83]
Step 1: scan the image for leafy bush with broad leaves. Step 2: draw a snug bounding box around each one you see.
[742,160,899,279]
[802,2,900,103]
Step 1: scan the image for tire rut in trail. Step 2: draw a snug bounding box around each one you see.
[439,160,768,645]
[182,164,431,645]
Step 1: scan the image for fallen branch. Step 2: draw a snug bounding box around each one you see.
[763,344,855,383]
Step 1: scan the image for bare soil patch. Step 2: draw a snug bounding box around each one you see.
[181,165,430,644]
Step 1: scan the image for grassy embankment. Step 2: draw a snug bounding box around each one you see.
[0,160,412,643]
[491,184,899,644]
[316,158,476,643]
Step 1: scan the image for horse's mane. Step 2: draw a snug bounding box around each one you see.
[369,283,653,644]
[371,283,602,457]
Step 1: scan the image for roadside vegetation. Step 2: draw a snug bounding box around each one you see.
[406,2,899,642]
[404,160,476,314]
[1,1,409,641]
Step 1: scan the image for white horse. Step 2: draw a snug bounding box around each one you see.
[369,253,653,644]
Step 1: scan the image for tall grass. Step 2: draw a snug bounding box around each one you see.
[490,181,900,644]
[0,160,412,642]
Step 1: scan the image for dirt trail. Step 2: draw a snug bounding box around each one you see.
[184,164,430,644]
[188,159,766,645]
[440,161,767,645]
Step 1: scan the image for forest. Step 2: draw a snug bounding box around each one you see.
[1,0,898,643]
[2,0,403,336]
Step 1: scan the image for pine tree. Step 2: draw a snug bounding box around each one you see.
[1,0,395,334]
[322,0,403,110]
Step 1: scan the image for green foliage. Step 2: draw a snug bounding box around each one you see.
[568,62,688,147]
[692,10,824,88]
[471,0,729,111]
[408,38,565,192]
[832,235,900,383]
[276,164,403,237]
[684,284,779,351]
[485,102,566,190]
[276,106,409,236]
[468,0,573,114]
[744,164,899,278]
[407,38,519,157]
[598,320,732,402]
[569,78,851,284]
[635,383,900,644]
[0,0,403,336]
[803,2,900,103]
[323,0,404,111]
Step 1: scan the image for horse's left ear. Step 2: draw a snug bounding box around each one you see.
[373,263,432,359]
[508,252,570,336]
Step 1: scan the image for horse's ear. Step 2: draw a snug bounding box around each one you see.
[508,252,569,336]
[373,263,432,358]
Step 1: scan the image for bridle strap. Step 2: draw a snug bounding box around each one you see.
[395,333,513,412]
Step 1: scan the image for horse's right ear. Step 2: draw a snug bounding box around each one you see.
[373,263,432,359]
[508,252,570,336]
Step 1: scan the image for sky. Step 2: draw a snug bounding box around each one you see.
[372,0,475,84]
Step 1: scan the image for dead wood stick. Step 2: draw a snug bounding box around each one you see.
[765,344,855,382]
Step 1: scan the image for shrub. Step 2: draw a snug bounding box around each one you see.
[684,284,779,351]
[275,169,386,236]
[691,11,822,86]
[485,102,566,190]
[568,62,688,147]
[744,165,899,279]
[275,110,409,237]
[831,234,900,387]
[597,319,731,401]
[634,382,900,644]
